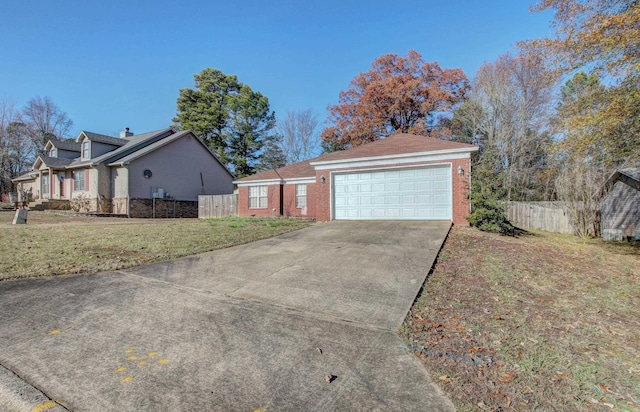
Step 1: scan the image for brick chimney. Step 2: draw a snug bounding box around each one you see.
[120,127,133,138]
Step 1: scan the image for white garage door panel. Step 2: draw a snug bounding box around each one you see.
[333,166,452,220]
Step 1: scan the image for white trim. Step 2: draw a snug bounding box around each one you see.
[235,176,316,186]
[295,183,307,209]
[248,185,268,209]
[283,177,315,185]
[313,150,472,171]
[235,178,282,187]
[311,147,475,167]
[330,163,453,221]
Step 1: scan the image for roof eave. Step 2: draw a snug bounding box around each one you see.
[235,178,283,186]
[309,146,479,166]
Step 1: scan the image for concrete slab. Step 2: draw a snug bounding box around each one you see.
[129,221,451,330]
[0,221,453,411]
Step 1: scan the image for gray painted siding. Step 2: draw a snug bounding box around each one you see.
[90,140,121,158]
[601,181,640,238]
[58,149,79,159]
[95,164,111,199]
[128,135,233,200]
[112,167,129,198]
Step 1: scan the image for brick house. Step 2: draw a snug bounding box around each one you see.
[12,128,233,217]
[235,133,478,224]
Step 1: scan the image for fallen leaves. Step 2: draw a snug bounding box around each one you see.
[499,371,518,383]
[439,375,451,383]
[400,226,640,411]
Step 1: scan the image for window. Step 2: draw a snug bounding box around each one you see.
[41,173,49,194]
[248,186,267,208]
[296,184,307,208]
[49,148,57,157]
[73,170,85,191]
[81,141,90,159]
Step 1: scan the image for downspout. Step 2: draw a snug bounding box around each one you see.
[274,169,284,216]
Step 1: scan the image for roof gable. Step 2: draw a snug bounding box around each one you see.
[76,131,127,147]
[74,128,174,167]
[46,138,81,152]
[599,168,640,198]
[33,155,74,169]
[311,134,477,164]
[107,130,234,178]
[236,133,478,183]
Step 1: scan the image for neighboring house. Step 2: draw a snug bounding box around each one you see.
[600,168,640,241]
[12,128,234,217]
[235,133,479,224]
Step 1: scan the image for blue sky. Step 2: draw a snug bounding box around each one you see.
[0,1,553,138]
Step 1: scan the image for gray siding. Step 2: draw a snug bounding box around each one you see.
[601,180,640,238]
[58,149,79,159]
[95,164,111,199]
[128,135,233,200]
[112,167,129,198]
[91,141,121,158]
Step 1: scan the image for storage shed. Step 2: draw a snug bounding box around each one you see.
[600,168,640,241]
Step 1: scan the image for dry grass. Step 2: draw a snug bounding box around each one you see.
[0,211,313,280]
[401,226,640,411]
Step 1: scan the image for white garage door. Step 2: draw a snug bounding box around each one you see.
[333,165,452,220]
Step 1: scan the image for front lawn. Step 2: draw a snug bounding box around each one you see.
[0,212,313,280]
[402,226,640,411]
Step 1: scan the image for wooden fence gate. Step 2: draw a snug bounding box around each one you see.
[198,194,238,218]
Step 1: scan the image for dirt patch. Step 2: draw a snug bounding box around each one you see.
[401,226,640,411]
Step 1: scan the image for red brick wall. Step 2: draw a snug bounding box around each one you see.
[238,158,472,225]
[315,170,331,222]
[450,158,471,226]
[237,184,282,218]
[315,159,472,225]
[282,183,318,218]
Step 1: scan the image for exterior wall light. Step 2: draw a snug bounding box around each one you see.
[457,165,464,176]
[320,175,326,183]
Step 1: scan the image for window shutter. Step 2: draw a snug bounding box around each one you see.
[85,169,90,191]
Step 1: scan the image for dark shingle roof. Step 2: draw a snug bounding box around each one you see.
[89,128,174,165]
[619,168,640,181]
[12,171,38,182]
[107,130,190,165]
[39,155,74,168]
[50,138,81,152]
[80,131,127,146]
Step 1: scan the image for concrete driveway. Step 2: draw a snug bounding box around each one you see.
[0,221,453,411]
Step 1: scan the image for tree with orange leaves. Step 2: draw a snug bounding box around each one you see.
[321,50,469,152]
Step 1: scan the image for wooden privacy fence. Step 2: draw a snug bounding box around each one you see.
[506,201,575,235]
[198,194,238,218]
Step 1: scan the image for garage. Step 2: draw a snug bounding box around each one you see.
[333,165,452,220]
[235,133,477,224]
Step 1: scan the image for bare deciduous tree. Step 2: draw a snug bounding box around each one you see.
[454,52,555,201]
[555,159,607,238]
[22,96,73,149]
[277,109,320,164]
[0,100,37,195]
